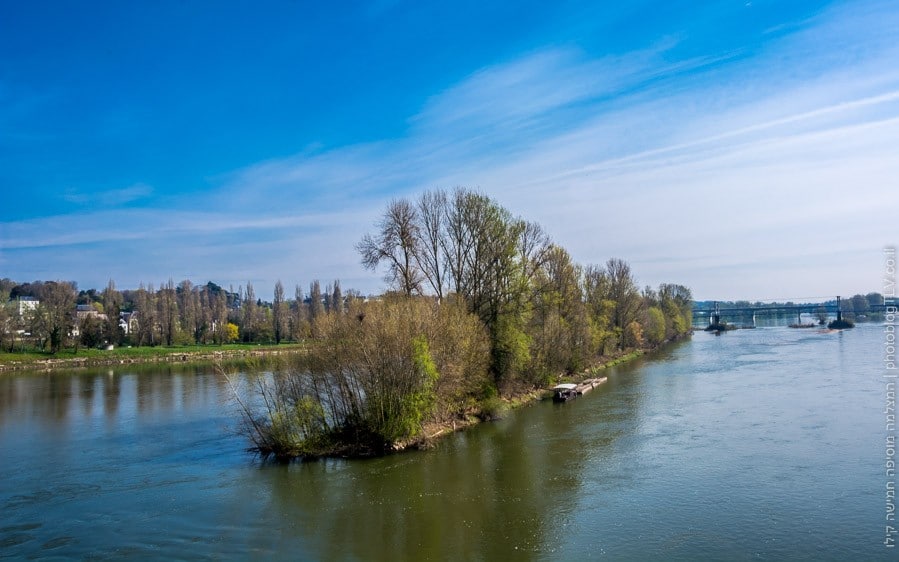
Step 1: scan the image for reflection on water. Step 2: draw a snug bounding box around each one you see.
[0,365,233,430]
[0,325,893,560]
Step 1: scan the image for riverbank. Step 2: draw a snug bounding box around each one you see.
[0,343,309,373]
[400,347,654,453]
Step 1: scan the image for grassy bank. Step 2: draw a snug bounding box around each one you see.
[0,343,308,373]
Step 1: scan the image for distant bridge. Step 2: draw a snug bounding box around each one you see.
[692,297,892,326]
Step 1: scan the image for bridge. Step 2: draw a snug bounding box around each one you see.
[692,296,892,326]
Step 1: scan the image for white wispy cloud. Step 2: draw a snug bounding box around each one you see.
[63,182,155,207]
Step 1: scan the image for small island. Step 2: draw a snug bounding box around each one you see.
[827,318,855,329]
[827,296,855,329]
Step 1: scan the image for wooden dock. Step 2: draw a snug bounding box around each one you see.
[574,377,607,395]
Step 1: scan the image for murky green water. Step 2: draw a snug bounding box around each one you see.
[0,324,892,560]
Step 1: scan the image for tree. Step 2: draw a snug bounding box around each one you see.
[583,264,616,356]
[212,289,229,344]
[442,190,531,383]
[530,245,588,378]
[309,281,324,321]
[415,189,448,300]
[272,280,286,344]
[867,292,884,308]
[357,198,422,296]
[237,296,490,459]
[623,320,644,349]
[644,306,667,346]
[658,283,692,338]
[177,280,206,344]
[849,294,869,317]
[225,322,239,343]
[157,279,179,346]
[134,283,158,346]
[35,281,77,353]
[102,279,123,346]
[605,258,642,348]
[79,313,104,349]
[0,286,13,352]
[241,283,257,342]
[290,284,307,341]
[331,280,343,315]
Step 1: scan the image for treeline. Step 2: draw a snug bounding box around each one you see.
[829,293,887,320]
[239,188,693,460]
[0,277,356,354]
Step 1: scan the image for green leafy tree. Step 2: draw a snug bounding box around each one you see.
[272,280,286,344]
[79,313,104,348]
[644,306,667,346]
[241,283,257,342]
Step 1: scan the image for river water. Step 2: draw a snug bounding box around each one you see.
[0,323,892,561]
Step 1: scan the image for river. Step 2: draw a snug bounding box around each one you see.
[0,323,892,560]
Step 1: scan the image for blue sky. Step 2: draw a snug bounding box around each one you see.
[1,0,897,301]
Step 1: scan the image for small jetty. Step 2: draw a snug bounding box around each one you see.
[551,377,608,402]
[575,377,607,395]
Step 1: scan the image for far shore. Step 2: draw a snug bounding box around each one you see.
[0,343,309,373]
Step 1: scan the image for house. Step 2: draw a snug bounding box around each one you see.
[16,297,39,318]
[73,304,107,338]
[119,311,138,335]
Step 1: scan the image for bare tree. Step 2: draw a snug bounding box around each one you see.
[242,283,257,343]
[35,281,77,353]
[157,279,179,346]
[415,189,448,300]
[102,279,123,345]
[0,286,12,352]
[213,289,229,344]
[134,283,158,346]
[309,280,324,320]
[291,284,307,340]
[443,188,476,296]
[606,258,642,347]
[357,198,422,296]
[518,220,552,283]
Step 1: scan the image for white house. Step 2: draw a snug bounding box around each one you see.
[17,296,39,318]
